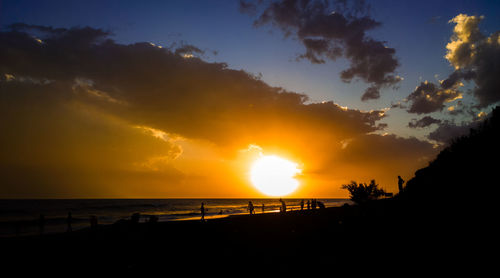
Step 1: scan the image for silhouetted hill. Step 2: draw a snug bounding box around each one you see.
[400,106,500,222]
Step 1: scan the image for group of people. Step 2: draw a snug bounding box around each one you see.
[300,199,324,210]
[200,199,328,221]
[36,212,96,236]
[247,199,325,215]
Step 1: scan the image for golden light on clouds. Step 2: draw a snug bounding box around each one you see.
[0,25,441,198]
[445,14,484,69]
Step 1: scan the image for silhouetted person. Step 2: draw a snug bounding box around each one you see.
[307,200,311,210]
[15,222,20,237]
[200,202,206,221]
[262,204,265,213]
[90,215,98,229]
[248,201,255,215]
[148,215,158,223]
[131,212,141,224]
[279,199,286,213]
[67,212,72,232]
[300,200,304,211]
[312,199,317,210]
[317,201,325,209]
[38,214,45,236]
[398,176,405,193]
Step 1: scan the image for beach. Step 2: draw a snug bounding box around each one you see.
[0,199,441,273]
[0,198,351,237]
[2,198,493,275]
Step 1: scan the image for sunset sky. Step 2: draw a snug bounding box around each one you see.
[1,0,499,198]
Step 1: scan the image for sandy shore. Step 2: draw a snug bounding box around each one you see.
[0,199,483,273]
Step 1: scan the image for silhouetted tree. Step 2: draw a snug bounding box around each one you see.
[341,180,386,204]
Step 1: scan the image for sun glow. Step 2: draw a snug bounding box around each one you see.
[250,155,301,197]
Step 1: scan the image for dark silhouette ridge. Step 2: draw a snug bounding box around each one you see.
[397,106,500,233]
[332,107,499,264]
[401,106,499,202]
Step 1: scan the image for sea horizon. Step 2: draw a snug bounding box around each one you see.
[0,198,352,237]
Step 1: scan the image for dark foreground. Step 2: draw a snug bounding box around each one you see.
[1,199,492,274]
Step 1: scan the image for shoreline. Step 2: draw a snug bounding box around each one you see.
[1,207,331,239]
[0,199,351,238]
[2,199,474,273]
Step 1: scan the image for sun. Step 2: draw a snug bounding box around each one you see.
[250,155,302,197]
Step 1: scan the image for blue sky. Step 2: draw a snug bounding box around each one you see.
[2,0,499,139]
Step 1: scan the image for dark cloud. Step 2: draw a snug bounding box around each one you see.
[240,0,400,100]
[427,120,480,144]
[404,14,499,115]
[0,24,435,196]
[427,106,493,145]
[173,43,205,57]
[390,100,407,109]
[446,100,478,117]
[0,80,184,197]
[239,0,259,15]
[360,85,380,101]
[406,81,462,114]
[0,24,387,144]
[440,69,475,90]
[339,134,436,164]
[328,133,437,189]
[408,116,442,129]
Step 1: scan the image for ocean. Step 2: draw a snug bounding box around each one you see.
[0,198,352,237]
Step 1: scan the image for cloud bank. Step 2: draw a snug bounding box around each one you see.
[404,14,499,115]
[240,0,401,101]
[0,24,435,197]
[392,14,499,145]
[408,116,442,129]
[406,81,463,114]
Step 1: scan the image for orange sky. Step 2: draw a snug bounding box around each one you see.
[0,77,437,198]
[0,26,439,198]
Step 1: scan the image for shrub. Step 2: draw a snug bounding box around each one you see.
[341,180,386,204]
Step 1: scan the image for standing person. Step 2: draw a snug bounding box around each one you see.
[300,200,304,211]
[279,199,286,213]
[261,204,265,213]
[248,201,255,215]
[317,201,325,209]
[312,199,317,210]
[67,211,72,232]
[38,214,45,236]
[200,202,206,221]
[90,215,98,229]
[307,200,311,210]
[398,176,405,193]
